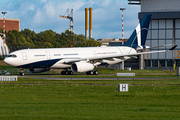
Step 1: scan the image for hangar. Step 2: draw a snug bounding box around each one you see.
[128,0,180,69]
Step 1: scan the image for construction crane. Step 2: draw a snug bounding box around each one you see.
[60,9,73,47]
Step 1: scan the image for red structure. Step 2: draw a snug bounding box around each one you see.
[120,8,126,44]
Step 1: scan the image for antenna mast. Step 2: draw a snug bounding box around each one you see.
[2,12,7,41]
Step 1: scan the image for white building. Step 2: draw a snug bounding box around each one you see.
[0,36,9,57]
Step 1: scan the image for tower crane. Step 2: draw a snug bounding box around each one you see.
[60,9,73,47]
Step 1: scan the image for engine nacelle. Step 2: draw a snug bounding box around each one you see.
[28,68,50,73]
[71,62,94,72]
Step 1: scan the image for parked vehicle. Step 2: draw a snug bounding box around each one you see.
[1,71,10,75]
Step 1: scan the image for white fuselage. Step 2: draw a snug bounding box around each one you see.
[4,46,137,69]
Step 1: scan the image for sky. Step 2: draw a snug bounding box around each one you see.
[0,0,140,39]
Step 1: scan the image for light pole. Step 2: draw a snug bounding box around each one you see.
[120,8,126,70]
[120,8,126,45]
[2,12,7,41]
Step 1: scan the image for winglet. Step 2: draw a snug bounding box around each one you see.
[169,45,177,50]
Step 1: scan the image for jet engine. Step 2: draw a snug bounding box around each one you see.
[28,68,50,73]
[71,62,94,72]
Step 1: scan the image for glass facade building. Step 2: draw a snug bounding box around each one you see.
[139,12,180,69]
[129,0,180,69]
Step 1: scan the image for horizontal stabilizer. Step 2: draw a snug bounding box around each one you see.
[137,44,173,51]
[168,45,177,50]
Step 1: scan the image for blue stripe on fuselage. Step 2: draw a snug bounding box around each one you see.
[17,59,61,68]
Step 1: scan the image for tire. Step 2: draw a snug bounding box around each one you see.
[68,71,74,75]
[71,71,74,75]
[22,72,25,76]
[61,71,65,75]
[65,71,69,75]
[90,71,94,75]
[86,72,89,75]
[94,71,98,75]
[20,72,24,76]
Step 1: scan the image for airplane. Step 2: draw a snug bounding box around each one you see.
[4,14,177,76]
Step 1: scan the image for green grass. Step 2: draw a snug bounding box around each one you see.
[0,62,180,119]
[0,62,176,75]
[0,78,180,119]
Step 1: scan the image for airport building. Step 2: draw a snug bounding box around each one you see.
[97,38,128,46]
[0,18,20,32]
[128,0,180,69]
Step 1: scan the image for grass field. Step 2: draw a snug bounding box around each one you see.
[1,61,180,119]
[0,78,180,120]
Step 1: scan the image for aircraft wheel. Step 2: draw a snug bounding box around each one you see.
[20,72,25,76]
[93,71,99,75]
[68,71,74,75]
[90,71,94,75]
[86,71,94,75]
[86,72,89,75]
[61,71,65,75]
[65,71,69,75]
[22,72,25,76]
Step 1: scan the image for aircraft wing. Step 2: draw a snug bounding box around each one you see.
[63,45,177,64]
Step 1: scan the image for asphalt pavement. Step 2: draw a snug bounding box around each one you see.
[18,76,180,80]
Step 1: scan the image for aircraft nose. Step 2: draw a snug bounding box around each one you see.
[4,58,8,64]
[4,57,15,66]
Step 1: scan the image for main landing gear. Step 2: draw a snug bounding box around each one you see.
[61,70,74,75]
[86,70,99,75]
[61,70,99,75]
[19,68,25,76]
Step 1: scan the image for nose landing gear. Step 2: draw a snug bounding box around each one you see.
[19,68,25,76]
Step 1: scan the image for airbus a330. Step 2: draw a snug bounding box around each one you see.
[4,14,177,75]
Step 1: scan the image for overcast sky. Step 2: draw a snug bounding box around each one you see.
[0,0,140,39]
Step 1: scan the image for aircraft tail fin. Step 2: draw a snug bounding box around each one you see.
[123,14,151,50]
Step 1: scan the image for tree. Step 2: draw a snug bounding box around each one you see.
[6,30,17,46]
[21,29,37,44]
[5,28,101,50]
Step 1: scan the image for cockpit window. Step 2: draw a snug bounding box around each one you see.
[7,54,17,58]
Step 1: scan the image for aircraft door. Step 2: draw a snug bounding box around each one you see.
[22,52,27,60]
[46,51,51,59]
[93,51,97,57]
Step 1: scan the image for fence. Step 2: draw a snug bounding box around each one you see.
[0,76,17,81]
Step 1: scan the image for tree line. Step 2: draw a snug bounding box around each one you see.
[0,28,101,49]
